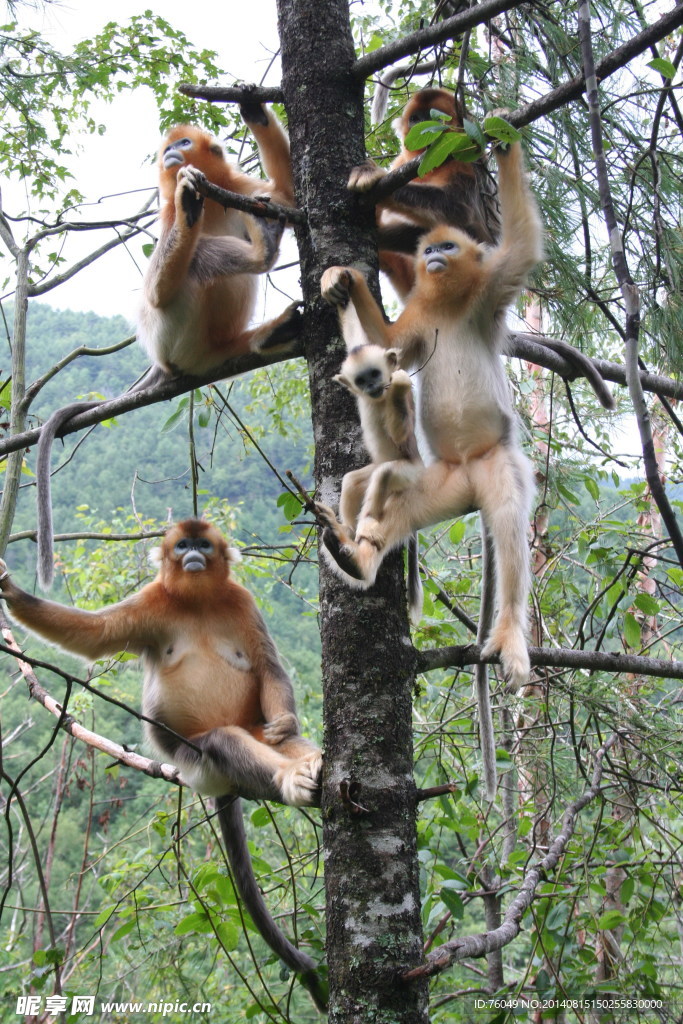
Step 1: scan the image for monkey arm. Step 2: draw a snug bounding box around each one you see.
[242,105,295,208]
[320,266,392,348]
[485,142,543,308]
[190,214,284,283]
[144,168,205,308]
[0,564,157,660]
[385,371,420,460]
[247,604,301,745]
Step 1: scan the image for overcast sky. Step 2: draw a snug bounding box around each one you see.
[4,0,286,319]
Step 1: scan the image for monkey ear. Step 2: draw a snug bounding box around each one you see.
[226,546,242,565]
[148,546,163,569]
[385,348,400,368]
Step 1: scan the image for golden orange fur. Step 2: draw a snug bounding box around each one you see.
[319,141,542,692]
[138,118,299,375]
[348,88,495,299]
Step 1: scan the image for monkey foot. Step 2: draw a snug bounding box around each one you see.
[482,626,530,692]
[276,751,322,807]
[321,528,367,583]
[255,301,303,352]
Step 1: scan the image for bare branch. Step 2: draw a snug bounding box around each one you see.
[0,624,184,787]
[0,338,304,457]
[508,333,683,402]
[179,83,284,105]
[193,175,305,225]
[402,734,620,981]
[353,0,534,80]
[8,528,165,545]
[578,0,683,570]
[416,642,683,681]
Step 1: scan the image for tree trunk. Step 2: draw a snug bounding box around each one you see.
[276,1,429,1020]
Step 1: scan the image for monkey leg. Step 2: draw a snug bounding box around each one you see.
[472,444,535,691]
[180,725,319,806]
[247,300,303,353]
[339,464,375,533]
[322,460,475,587]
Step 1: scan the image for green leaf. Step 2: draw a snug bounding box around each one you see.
[462,118,487,152]
[440,887,464,919]
[111,920,136,942]
[597,909,626,930]
[174,911,210,935]
[620,876,635,904]
[633,593,659,616]
[584,476,600,501]
[449,520,465,544]
[250,806,271,827]
[405,120,447,150]
[483,115,522,144]
[647,58,676,79]
[277,490,302,521]
[216,920,240,951]
[623,611,641,649]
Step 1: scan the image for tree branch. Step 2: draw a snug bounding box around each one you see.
[0,624,184,787]
[361,3,683,203]
[578,0,683,570]
[0,339,304,457]
[179,83,284,105]
[192,175,305,225]
[353,0,535,80]
[402,734,620,980]
[416,642,683,681]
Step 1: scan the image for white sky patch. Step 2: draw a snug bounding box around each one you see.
[2,0,285,319]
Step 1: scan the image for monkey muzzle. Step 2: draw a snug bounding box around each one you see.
[163,148,186,170]
[182,550,207,572]
[425,253,448,274]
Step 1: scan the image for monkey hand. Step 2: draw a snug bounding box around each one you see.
[348,159,386,193]
[321,266,353,307]
[239,85,270,127]
[176,166,206,229]
[263,712,299,746]
[275,750,322,807]
[0,558,18,601]
[389,369,413,394]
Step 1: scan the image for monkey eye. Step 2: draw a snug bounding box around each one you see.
[165,138,192,156]
[175,539,189,553]
[442,242,457,251]
[424,246,433,255]
[199,540,213,552]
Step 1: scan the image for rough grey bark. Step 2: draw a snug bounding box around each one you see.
[275,1,429,1021]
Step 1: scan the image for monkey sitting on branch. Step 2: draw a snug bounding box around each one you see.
[0,518,326,1009]
[138,102,301,376]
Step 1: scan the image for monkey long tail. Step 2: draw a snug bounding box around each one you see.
[215,795,328,1012]
[36,400,105,590]
[407,533,424,625]
[476,517,498,802]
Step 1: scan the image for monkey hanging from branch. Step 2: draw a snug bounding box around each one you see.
[318,140,542,799]
[0,519,326,1010]
[333,344,424,624]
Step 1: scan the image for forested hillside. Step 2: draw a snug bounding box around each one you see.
[5,301,320,676]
